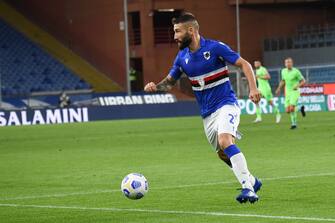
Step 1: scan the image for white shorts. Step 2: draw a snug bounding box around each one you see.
[203,104,241,152]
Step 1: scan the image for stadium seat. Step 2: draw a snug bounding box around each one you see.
[309,67,335,84]
[265,23,335,51]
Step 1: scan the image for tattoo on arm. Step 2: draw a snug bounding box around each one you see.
[156,76,177,91]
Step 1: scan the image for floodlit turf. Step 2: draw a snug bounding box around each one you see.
[0,112,335,223]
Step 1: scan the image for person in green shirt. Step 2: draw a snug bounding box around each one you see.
[253,61,281,123]
[276,57,305,129]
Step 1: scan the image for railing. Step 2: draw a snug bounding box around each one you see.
[128,28,141,45]
[128,27,175,45]
[27,89,94,109]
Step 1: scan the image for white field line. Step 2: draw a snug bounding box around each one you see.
[0,172,334,201]
[0,203,334,222]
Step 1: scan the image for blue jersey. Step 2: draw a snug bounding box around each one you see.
[169,37,240,118]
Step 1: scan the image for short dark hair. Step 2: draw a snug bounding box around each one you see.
[172,12,197,25]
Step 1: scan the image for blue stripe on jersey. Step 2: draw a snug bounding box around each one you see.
[169,37,240,118]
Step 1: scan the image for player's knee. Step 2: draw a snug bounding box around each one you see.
[218,133,234,149]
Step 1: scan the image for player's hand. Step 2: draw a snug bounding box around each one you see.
[275,88,280,96]
[249,88,261,103]
[144,82,157,92]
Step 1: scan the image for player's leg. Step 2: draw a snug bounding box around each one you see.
[254,103,262,123]
[287,104,297,129]
[266,92,281,123]
[203,113,232,168]
[300,105,306,117]
[253,89,263,123]
[285,95,295,128]
[289,105,296,129]
[217,149,232,168]
[269,100,281,123]
[217,104,261,203]
[289,92,299,129]
[287,104,296,128]
[218,133,255,188]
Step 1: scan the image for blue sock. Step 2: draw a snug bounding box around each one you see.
[223,144,240,159]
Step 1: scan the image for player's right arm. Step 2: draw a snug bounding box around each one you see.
[275,80,285,96]
[144,53,181,93]
[144,75,177,92]
[276,69,285,95]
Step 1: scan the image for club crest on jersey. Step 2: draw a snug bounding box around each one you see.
[203,51,210,60]
[185,58,189,64]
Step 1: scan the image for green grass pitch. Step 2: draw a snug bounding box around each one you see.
[0,112,335,223]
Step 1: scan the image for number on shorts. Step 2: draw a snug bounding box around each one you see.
[228,114,234,124]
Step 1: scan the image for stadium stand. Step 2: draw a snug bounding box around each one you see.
[262,23,335,90]
[0,19,91,97]
[264,23,335,51]
[308,67,335,84]
[0,0,121,97]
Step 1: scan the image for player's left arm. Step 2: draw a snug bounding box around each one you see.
[293,79,305,90]
[235,58,261,103]
[215,42,260,103]
[293,70,305,90]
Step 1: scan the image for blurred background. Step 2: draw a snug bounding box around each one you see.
[0,0,335,120]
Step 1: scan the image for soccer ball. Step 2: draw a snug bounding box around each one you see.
[121,173,148,200]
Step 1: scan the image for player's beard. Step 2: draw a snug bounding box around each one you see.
[177,33,192,50]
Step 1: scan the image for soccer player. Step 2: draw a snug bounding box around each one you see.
[275,57,305,129]
[253,61,281,123]
[144,13,262,203]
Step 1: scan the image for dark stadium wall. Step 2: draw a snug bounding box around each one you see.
[7,0,334,92]
[128,0,331,85]
[126,0,239,85]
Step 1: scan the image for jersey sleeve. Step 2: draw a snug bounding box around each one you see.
[281,69,285,81]
[215,42,240,64]
[168,54,183,80]
[258,67,266,77]
[296,69,304,81]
